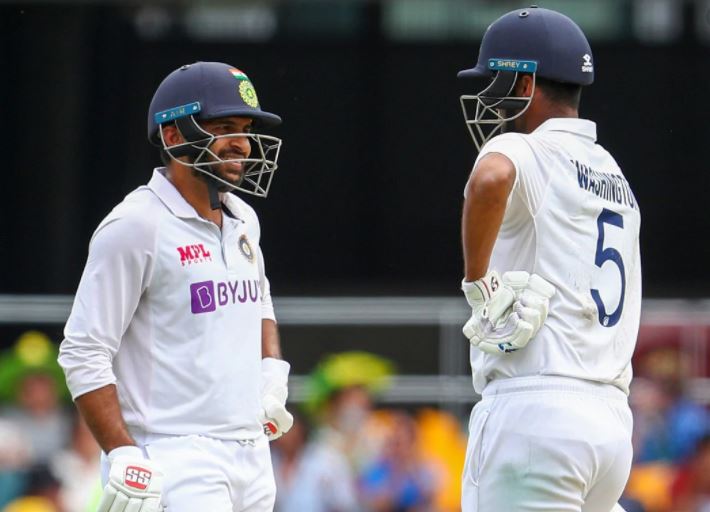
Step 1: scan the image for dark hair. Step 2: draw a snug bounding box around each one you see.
[535,76,582,109]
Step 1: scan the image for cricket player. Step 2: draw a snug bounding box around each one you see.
[58,62,293,511]
[457,7,641,511]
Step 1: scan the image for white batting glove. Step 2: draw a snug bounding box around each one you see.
[514,273,556,338]
[462,271,554,354]
[97,445,164,512]
[259,358,293,441]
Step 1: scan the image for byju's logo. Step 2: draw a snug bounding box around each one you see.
[190,279,260,314]
[190,281,217,314]
[177,244,212,266]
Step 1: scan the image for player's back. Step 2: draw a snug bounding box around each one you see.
[470,118,641,394]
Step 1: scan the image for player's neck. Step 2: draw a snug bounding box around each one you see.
[165,165,223,228]
[521,106,579,133]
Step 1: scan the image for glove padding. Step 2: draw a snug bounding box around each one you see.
[462,270,555,354]
[98,446,164,512]
[514,273,555,338]
[259,358,294,441]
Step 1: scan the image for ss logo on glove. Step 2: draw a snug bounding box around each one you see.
[125,466,152,490]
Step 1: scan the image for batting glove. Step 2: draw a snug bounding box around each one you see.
[97,445,164,512]
[462,271,554,354]
[512,273,556,339]
[259,358,294,441]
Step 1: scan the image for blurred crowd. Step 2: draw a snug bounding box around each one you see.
[0,331,101,512]
[0,331,709,512]
[270,351,465,512]
[621,344,710,512]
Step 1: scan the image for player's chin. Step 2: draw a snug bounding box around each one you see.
[214,168,243,189]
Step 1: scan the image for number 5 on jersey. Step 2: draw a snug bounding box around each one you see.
[591,208,625,327]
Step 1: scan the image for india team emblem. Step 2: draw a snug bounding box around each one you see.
[238,234,255,263]
[239,80,259,108]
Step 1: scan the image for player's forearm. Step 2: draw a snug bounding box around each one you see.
[462,155,515,281]
[261,318,282,359]
[75,384,136,454]
[462,194,506,280]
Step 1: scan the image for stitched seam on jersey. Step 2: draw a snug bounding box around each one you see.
[519,137,544,276]
[142,212,163,430]
[521,137,550,220]
[116,209,160,431]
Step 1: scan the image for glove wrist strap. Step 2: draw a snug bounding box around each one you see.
[108,445,143,462]
[262,357,290,380]
[462,271,499,305]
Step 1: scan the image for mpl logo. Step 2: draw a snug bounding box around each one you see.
[190,279,261,314]
[177,244,212,266]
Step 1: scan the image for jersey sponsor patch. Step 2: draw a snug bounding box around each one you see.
[190,279,261,314]
[177,243,212,266]
[124,466,152,490]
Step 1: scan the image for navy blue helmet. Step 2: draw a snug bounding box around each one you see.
[457,6,594,151]
[148,62,282,199]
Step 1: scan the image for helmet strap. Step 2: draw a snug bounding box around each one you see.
[207,179,221,210]
[165,117,223,210]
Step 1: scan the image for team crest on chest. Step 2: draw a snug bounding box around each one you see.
[238,235,255,263]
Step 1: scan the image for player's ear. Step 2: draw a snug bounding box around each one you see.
[519,74,535,98]
[161,124,185,147]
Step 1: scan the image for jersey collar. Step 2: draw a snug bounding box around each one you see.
[149,168,246,222]
[219,193,245,223]
[533,118,597,141]
[148,167,201,219]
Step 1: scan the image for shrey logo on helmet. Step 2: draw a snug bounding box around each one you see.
[581,54,594,73]
[147,62,283,204]
[457,6,594,152]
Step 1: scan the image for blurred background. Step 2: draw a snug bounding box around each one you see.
[1,0,709,510]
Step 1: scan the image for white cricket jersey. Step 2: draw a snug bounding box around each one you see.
[467,118,641,395]
[59,168,275,440]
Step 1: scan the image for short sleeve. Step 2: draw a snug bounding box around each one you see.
[257,247,276,322]
[466,132,549,215]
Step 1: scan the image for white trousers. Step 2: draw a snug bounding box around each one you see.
[101,434,276,512]
[462,376,633,512]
